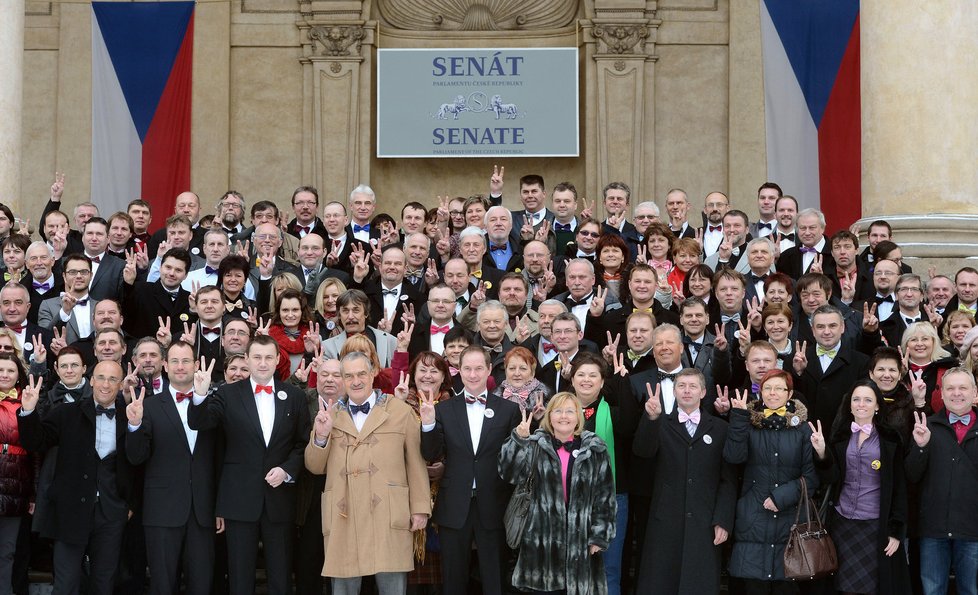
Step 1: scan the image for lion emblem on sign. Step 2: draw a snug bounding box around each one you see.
[489,95,519,119]
[436,95,468,120]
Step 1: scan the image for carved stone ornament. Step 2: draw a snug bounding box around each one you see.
[377,0,579,31]
[592,25,650,55]
[309,26,365,57]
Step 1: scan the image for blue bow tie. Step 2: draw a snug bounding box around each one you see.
[721,313,741,323]
[554,223,572,232]
[950,412,972,425]
[33,281,51,291]
[76,298,89,307]
[757,222,772,230]
[353,223,370,233]
[205,266,219,275]
[382,288,398,296]
[349,401,371,416]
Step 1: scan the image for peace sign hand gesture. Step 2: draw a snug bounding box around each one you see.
[394,372,411,401]
[20,374,42,412]
[126,386,146,426]
[589,286,607,317]
[730,388,750,410]
[418,389,438,426]
[314,397,335,442]
[909,369,927,408]
[644,383,662,420]
[792,341,808,375]
[602,332,621,365]
[862,302,879,333]
[195,356,215,396]
[714,385,731,414]
[489,165,505,195]
[912,411,931,447]
[808,420,826,459]
[515,406,533,439]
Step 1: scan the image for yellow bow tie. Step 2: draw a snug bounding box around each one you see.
[763,406,787,418]
[626,349,643,362]
[816,346,837,358]
[472,270,482,279]
[959,303,976,313]
[225,299,243,312]
[633,307,653,313]
[0,389,18,401]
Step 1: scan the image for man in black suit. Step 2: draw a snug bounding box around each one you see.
[419,346,522,595]
[483,207,523,273]
[41,172,89,256]
[250,223,304,313]
[408,284,458,356]
[18,360,135,595]
[506,174,556,249]
[775,208,836,280]
[147,192,207,259]
[296,233,350,293]
[187,335,311,595]
[828,229,871,302]
[122,248,192,342]
[459,227,503,300]
[772,195,800,253]
[352,246,423,336]
[286,186,328,241]
[470,301,515,385]
[321,201,371,279]
[346,185,382,244]
[619,310,657,374]
[539,312,596,393]
[24,241,62,323]
[1,282,54,356]
[664,189,697,240]
[126,341,219,595]
[82,217,127,302]
[601,181,642,261]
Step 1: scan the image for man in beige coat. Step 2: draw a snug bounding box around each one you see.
[305,351,430,595]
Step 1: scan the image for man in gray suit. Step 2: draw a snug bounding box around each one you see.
[82,218,126,302]
[704,210,753,275]
[38,254,97,345]
[321,289,398,367]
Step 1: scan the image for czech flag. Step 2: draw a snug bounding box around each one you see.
[91,1,194,231]
[760,0,860,232]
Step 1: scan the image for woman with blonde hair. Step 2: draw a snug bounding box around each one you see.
[313,277,347,339]
[901,321,957,413]
[941,309,974,354]
[264,271,303,318]
[499,391,617,595]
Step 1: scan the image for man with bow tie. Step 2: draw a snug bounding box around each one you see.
[861,258,901,321]
[705,210,752,273]
[483,207,523,272]
[905,367,978,595]
[618,311,657,373]
[936,267,978,322]
[537,312,598,393]
[132,338,166,397]
[458,227,503,300]
[678,297,716,393]
[471,301,515,385]
[295,233,350,293]
[286,186,328,241]
[459,273,539,342]
[741,238,776,303]
[122,248,192,343]
[23,241,63,322]
[776,208,836,280]
[402,232,433,293]
[230,200,300,264]
[632,367,736,594]
[82,217,127,302]
[126,341,220,595]
[346,185,380,244]
[184,286,229,382]
[305,351,430,595]
[353,246,422,337]
[18,360,136,595]
[520,300,568,369]
[792,305,869,429]
[419,345,521,595]
[773,195,800,253]
[1,283,53,357]
[506,174,556,249]
[409,284,458,356]
[700,191,729,258]
[188,336,310,595]
[39,253,96,344]
[868,273,932,350]
[550,182,580,250]
[749,182,782,239]
[665,189,696,240]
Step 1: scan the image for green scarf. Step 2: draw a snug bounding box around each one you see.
[594,399,616,488]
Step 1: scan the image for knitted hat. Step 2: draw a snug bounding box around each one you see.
[959,325,978,359]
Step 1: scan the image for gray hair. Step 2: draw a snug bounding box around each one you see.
[341,350,376,372]
[634,201,660,216]
[349,184,375,202]
[565,257,595,275]
[203,228,230,244]
[746,237,776,255]
[651,323,682,343]
[73,202,99,217]
[484,206,512,227]
[459,226,487,242]
[26,241,54,259]
[797,208,826,228]
[404,232,431,249]
[477,300,507,324]
[538,299,569,313]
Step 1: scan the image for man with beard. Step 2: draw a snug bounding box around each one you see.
[123,249,192,341]
[23,241,62,321]
[131,338,166,397]
[287,186,327,241]
[483,207,522,273]
[773,195,799,252]
[39,253,94,344]
[701,192,729,258]
[520,240,561,305]
[459,273,537,341]
[321,289,398,366]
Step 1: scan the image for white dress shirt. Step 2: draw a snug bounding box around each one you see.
[59,293,93,339]
[381,282,403,319]
[819,341,842,373]
[251,378,276,445]
[703,225,724,257]
[351,223,371,243]
[801,236,827,273]
[172,385,198,452]
[348,391,378,433]
[658,365,683,414]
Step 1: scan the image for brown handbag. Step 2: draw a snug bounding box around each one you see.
[783,477,838,580]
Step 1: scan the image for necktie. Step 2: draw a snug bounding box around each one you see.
[333,239,342,249]
[353,223,370,233]
[6,324,24,333]
[763,406,787,418]
[816,345,837,358]
[202,326,221,336]
[430,324,450,334]
[542,341,556,354]
[464,393,487,405]
[90,256,101,264]
[0,390,17,401]
[349,401,371,415]
[457,296,467,305]
[32,281,51,291]
[382,288,399,296]
[658,371,677,382]
[175,391,193,404]
[205,266,219,275]
[678,409,701,424]
[757,222,772,230]
[95,405,115,419]
[850,422,873,435]
[875,295,894,304]
[254,384,273,395]
[554,223,572,232]
[779,233,796,242]
[799,246,817,254]
[225,300,244,312]
[950,412,972,425]
[626,349,643,363]
[490,244,507,252]
[721,313,740,323]
[708,225,721,233]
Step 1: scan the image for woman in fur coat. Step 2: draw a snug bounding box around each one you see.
[499,391,617,595]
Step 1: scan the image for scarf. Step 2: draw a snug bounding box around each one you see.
[594,398,617,487]
[500,378,544,408]
[268,324,306,355]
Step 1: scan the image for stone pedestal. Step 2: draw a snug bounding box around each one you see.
[0,0,25,212]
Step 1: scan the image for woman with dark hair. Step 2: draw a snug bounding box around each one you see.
[0,352,36,594]
[682,264,715,304]
[641,221,676,278]
[0,235,30,283]
[217,254,256,322]
[724,369,817,593]
[868,346,926,443]
[809,379,911,594]
[763,272,794,305]
[594,233,630,302]
[873,240,904,270]
[262,288,318,377]
[493,346,551,410]
[667,237,700,299]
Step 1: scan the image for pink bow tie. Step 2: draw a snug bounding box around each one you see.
[678,410,701,424]
[850,422,873,436]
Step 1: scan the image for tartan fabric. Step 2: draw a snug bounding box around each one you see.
[832,513,878,593]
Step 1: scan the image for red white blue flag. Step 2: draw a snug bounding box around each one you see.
[91,1,194,230]
[760,0,860,232]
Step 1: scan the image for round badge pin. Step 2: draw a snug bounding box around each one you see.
[191,247,200,255]
[179,313,189,322]
[483,281,493,290]
[399,294,409,302]
[703,434,713,445]
[571,449,580,458]
[241,311,249,318]
[871,459,881,471]
[790,416,800,427]
[277,391,287,401]
[23,343,32,352]
[484,409,495,419]
[325,320,335,331]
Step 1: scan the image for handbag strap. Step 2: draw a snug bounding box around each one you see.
[793,477,824,529]
[524,439,540,492]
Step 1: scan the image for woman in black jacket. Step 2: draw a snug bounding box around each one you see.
[810,379,911,594]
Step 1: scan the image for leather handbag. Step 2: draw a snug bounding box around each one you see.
[503,442,539,549]
[784,477,838,580]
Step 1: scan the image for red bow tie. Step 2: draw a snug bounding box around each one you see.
[542,341,556,354]
[175,391,193,403]
[90,256,101,264]
[708,225,722,233]
[6,324,24,333]
[255,384,273,395]
[430,324,450,334]
[152,378,161,390]
[464,393,487,405]
[201,326,221,336]
[298,225,310,234]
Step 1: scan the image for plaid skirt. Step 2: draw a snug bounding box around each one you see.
[832,513,879,593]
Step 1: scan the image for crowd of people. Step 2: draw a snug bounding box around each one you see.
[0,168,972,595]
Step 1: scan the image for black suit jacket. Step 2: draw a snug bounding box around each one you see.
[357,279,424,337]
[792,343,869,429]
[603,220,642,262]
[286,217,328,242]
[420,394,521,529]
[482,244,523,274]
[41,199,84,255]
[301,265,350,297]
[24,272,64,324]
[122,280,191,341]
[18,397,136,544]
[537,343,599,393]
[126,390,219,528]
[88,255,126,302]
[326,234,372,278]
[187,378,311,523]
[252,257,304,314]
[776,243,836,280]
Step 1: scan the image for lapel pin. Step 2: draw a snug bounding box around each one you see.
[241,311,249,318]
[484,409,495,419]
[399,294,409,302]
[571,449,580,458]
[703,434,712,445]
[179,313,189,322]
[191,247,200,255]
[790,415,801,427]
[23,343,32,352]
[277,391,287,400]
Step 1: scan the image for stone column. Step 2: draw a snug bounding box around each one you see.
[860,1,978,269]
[0,0,25,212]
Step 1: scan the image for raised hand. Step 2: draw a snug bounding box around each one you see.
[644,383,662,419]
[579,197,594,221]
[635,244,648,265]
[714,385,731,414]
[534,220,550,243]
[126,386,146,426]
[912,411,931,447]
[612,352,628,377]
[589,286,607,317]
[810,254,823,275]
[840,276,855,303]
[489,164,505,195]
[519,217,535,241]
[376,308,393,333]
[314,396,335,441]
[469,281,487,310]
[927,265,937,280]
[747,297,763,330]
[515,316,532,343]
[515,406,533,438]
[419,389,437,426]
[424,258,441,287]
[713,323,728,352]
[122,362,139,393]
[694,227,704,251]
[255,318,271,336]
[155,316,173,347]
[808,420,826,458]
[16,218,29,237]
[730,388,749,410]
[20,374,42,412]
[396,321,414,352]
[49,327,66,356]
[717,239,732,262]
[50,172,65,201]
[909,369,927,408]
[394,371,410,401]
[923,303,943,328]
[303,322,322,353]
[195,356,215,396]
[436,196,451,224]
[31,334,46,365]
[530,392,546,421]
[135,243,149,270]
[792,340,808,374]
[180,322,197,345]
[325,241,340,268]
[862,302,879,333]
[435,229,451,259]
[293,358,311,384]
[736,319,751,355]
[601,332,621,365]
[123,249,138,285]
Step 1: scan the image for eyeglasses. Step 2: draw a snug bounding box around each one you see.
[65,269,91,277]
[450,210,464,217]
[293,201,317,208]
[762,386,790,394]
[634,214,656,220]
[578,230,600,238]
[874,271,897,277]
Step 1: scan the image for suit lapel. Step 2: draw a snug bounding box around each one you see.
[450,397,476,455]
[356,397,390,440]
[474,396,503,457]
[159,393,191,453]
[238,382,266,446]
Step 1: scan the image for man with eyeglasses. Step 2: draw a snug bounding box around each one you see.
[286,186,327,241]
[39,254,96,344]
[408,284,457,355]
[19,360,135,595]
[631,201,660,244]
[569,219,602,262]
[861,258,901,322]
[215,190,246,237]
[701,192,729,258]
[231,200,300,264]
[538,312,596,393]
[865,273,933,350]
[249,223,303,312]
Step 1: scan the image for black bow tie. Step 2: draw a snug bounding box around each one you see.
[749,273,768,284]
[551,436,577,452]
[904,317,921,325]
[779,233,796,242]
[382,288,399,296]
[875,295,894,304]
[683,336,702,348]
[349,401,371,415]
[55,384,84,401]
[95,404,115,419]
[757,222,773,230]
[658,371,677,382]
[566,294,592,308]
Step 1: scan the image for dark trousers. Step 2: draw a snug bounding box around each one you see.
[52,503,126,595]
[145,514,214,595]
[294,499,327,595]
[743,579,799,595]
[225,516,292,595]
[439,496,505,595]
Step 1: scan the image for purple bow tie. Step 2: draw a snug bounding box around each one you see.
[32,281,51,291]
[205,266,219,275]
[799,246,817,254]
